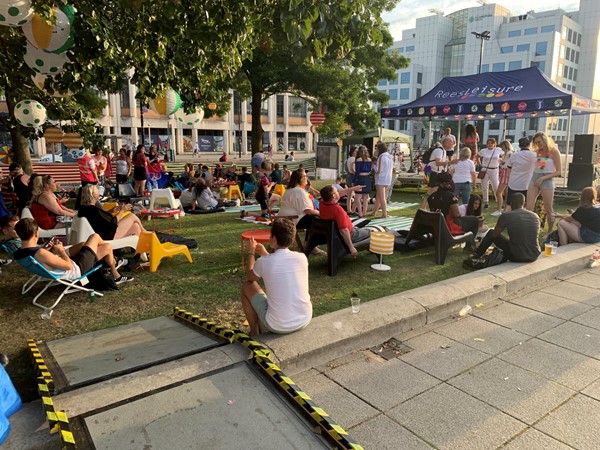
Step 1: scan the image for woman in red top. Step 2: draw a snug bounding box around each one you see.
[29,175,76,229]
[133,144,148,195]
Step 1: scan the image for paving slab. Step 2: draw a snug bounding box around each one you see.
[399,331,491,380]
[508,289,593,320]
[388,383,526,450]
[538,280,600,306]
[535,394,600,449]
[449,358,574,425]
[83,363,328,449]
[498,337,600,391]
[501,428,573,450]
[434,315,529,356]
[324,356,440,411]
[582,378,600,401]
[45,316,219,389]
[539,321,600,359]
[558,271,600,289]
[348,414,432,449]
[572,307,600,331]
[2,400,60,450]
[293,372,379,429]
[474,302,565,337]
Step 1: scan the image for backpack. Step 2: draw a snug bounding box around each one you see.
[87,267,119,291]
[463,247,505,270]
[421,146,437,165]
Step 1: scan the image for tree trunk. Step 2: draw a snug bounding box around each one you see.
[4,95,33,174]
[250,82,264,156]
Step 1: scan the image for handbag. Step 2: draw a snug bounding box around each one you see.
[477,149,496,179]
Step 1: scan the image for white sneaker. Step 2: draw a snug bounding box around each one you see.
[490,210,503,217]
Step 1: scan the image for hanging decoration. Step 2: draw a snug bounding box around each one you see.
[24,41,69,75]
[43,126,64,143]
[22,5,75,54]
[176,108,204,127]
[14,99,46,128]
[63,132,83,151]
[149,89,182,116]
[31,73,73,97]
[0,0,33,27]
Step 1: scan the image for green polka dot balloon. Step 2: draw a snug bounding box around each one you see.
[24,41,69,75]
[0,0,33,27]
[14,99,47,128]
[176,108,205,127]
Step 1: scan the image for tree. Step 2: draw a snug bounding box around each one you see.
[234,0,408,153]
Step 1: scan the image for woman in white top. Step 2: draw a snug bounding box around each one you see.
[451,147,476,204]
[115,148,131,183]
[478,137,504,210]
[526,131,562,232]
[494,140,515,217]
[345,147,357,213]
[371,142,394,218]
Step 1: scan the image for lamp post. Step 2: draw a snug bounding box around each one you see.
[471,31,490,74]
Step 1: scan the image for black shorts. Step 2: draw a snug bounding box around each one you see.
[71,246,98,275]
[133,166,147,181]
[116,174,128,183]
[428,171,440,187]
[256,193,268,211]
[506,188,527,204]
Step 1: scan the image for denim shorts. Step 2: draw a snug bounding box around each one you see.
[529,172,555,190]
[579,226,600,244]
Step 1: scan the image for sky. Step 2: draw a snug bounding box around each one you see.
[383,0,581,41]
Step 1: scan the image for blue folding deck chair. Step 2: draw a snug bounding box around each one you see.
[13,256,104,320]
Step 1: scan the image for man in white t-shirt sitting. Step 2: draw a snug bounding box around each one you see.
[241,218,312,336]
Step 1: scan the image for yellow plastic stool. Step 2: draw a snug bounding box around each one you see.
[273,184,285,198]
[134,231,193,272]
[227,184,242,201]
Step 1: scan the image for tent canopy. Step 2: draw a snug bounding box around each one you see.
[343,128,412,146]
[381,67,600,122]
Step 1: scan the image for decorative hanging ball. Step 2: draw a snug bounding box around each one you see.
[43,126,64,143]
[63,132,84,150]
[176,108,204,126]
[0,0,33,27]
[22,5,75,54]
[149,89,182,115]
[14,99,47,128]
[24,41,69,75]
[31,73,73,97]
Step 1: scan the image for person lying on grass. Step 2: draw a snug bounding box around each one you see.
[241,218,311,336]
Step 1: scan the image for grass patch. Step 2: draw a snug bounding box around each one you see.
[0,185,579,399]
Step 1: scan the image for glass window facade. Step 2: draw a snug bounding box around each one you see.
[388,89,398,101]
[288,97,307,118]
[406,45,415,52]
[516,43,530,52]
[492,62,505,72]
[541,25,555,33]
[535,41,547,56]
[400,72,410,84]
[524,27,537,35]
[399,88,410,100]
[508,30,521,37]
[501,46,513,53]
[508,61,522,70]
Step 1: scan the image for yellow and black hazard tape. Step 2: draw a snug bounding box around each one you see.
[172,307,363,450]
[27,339,76,449]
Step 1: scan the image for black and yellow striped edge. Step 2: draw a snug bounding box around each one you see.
[27,339,76,449]
[173,307,364,450]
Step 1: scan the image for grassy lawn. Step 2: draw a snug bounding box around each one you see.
[0,182,579,399]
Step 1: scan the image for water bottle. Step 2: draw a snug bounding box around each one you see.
[588,249,600,268]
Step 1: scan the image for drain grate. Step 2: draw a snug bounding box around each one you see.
[369,338,413,360]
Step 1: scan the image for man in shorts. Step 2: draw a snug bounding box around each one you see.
[505,137,536,211]
[241,218,311,336]
[13,218,133,284]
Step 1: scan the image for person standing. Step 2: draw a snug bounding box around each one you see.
[352,146,373,218]
[7,163,30,214]
[478,138,503,211]
[442,128,457,159]
[463,124,480,164]
[371,142,394,218]
[494,140,515,216]
[92,148,107,186]
[451,147,477,205]
[132,144,148,196]
[526,131,562,233]
[426,136,453,193]
[505,137,536,212]
[75,147,98,209]
[193,142,199,157]
[241,218,311,336]
[115,148,131,184]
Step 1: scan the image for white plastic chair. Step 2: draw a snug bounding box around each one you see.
[68,216,139,251]
[149,189,182,216]
[21,207,67,239]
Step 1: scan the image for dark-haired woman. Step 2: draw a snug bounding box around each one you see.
[132,144,148,196]
[458,194,489,235]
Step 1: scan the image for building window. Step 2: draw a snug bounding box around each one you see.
[388,89,398,101]
[416,88,422,98]
[535,42,547,56]
[481,64,490,73]
[516,43,530,52]
[501,46,513,54]
[567,28,573,42]
[507,119,517,129]
[569,66,574,80]
[378,79,387,87]
[540,25,555,33]
[563,65,569,78]
[577,33,581,46]
[276,95,284,117]
[524,27,537,36]
[531,60,545,72]
[233,92,242,115]
[120,83,130,109]
[566,47,571,60]
[288,96,307,118]
[261,99,269,116]
[417,72,423,84]
[573,68,578,81]
[508,30,521,38]
[406,45,415,52]
[508,61,522,70]
[489,120,500,130]
[529,118,538,130]
[492,62,505,72]
[399,88,410,100]
[575,51,579,64]
[398,47,404,53]
[400,72,410,84]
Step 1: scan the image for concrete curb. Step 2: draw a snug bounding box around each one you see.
[261,243,595,374]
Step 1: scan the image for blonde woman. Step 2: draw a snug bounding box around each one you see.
[526,132,562,232]
[371,142,394,218]
[494,140,515,216]
[29,175,76,229]
[451,147,476,204]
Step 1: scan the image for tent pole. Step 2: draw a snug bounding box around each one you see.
[564,109,573,188]
[502,116,508,141]
[429,120,432,147]
[457,119,461,149]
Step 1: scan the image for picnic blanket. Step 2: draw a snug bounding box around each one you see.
[225,201,418,215]
[240,215,414,232]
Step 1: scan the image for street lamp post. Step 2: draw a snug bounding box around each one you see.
[471,31,490,74]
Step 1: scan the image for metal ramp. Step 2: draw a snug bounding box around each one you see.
[29,310,361,449]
